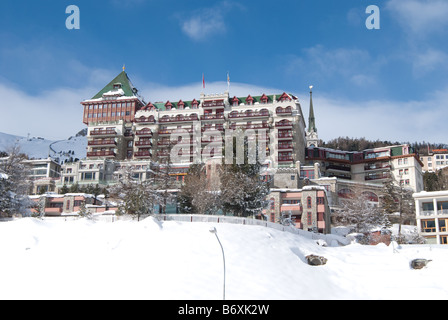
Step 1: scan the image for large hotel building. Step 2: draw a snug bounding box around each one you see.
[46,69,424,233]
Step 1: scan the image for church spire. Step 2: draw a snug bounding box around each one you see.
[308,85,317,133]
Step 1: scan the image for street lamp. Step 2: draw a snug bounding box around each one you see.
[209,227,226,300]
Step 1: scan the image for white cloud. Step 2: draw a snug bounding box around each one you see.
[0,83,93,140]
[386,0,448,37]
[412,48,448,76]
[178,1,244,41]
[287,45,380,88]
[303,92,448,144]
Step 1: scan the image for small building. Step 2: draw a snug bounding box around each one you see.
[30,193,103,216]
[413,190,448,244]
[267,186,331,234]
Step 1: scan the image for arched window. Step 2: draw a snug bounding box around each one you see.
[307,196,312,209]
[338,188,354,199]
[362,191,379,203]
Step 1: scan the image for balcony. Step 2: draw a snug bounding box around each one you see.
[200,114,224,121]
[278,157,294,162]
[88,139,116,147]
[227,111,270,119]
[158,127,194,135]
[134,151,152,158]
[365,172,390,181]
[327,164,351,172]
[135,140,152,147]
[87,150,115,158]
[90,129,117,136]
[275,120,293,128]
[364,163,391,171]
[277,132,293,140]
[159,114,199,123]
[134,116,156,124]
[275,107,292,115]
[278,143,293,150]
[135,129,153,137]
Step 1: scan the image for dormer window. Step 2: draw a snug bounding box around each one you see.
[279,92,291,102]
[165,101,173,111]
[113,83,122,89]
[260,94,269,104]
[246,95,254,105]
[178,100,185,110]
[231,96,239,107]
[191,99,199,109]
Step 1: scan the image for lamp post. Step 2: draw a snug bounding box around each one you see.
[209,227,226,300]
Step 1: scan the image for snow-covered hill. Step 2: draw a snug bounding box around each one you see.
[0,131,86,162]
[0,217,447,300]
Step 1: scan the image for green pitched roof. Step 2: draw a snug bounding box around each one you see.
[91,71,137,99]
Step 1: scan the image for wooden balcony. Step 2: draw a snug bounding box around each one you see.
[227,111,269,119]
[88,139,116,147]
[87,150,115,158]
[134,151,152,158]
[90,129,117,136]
[135,140,153,147]
[159,115,199,123]
[134,116,156,124]
[275,120,293,128]
[200,114,224,121]
[135,129,153,137]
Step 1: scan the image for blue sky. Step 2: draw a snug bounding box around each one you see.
[0,0,447,143]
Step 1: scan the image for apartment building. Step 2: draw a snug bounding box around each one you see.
[305,144,424,193]
[420,149,448,172]
[413,190,448,244]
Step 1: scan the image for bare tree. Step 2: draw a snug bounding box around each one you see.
[109,164,160,221]
[333,185,390,233]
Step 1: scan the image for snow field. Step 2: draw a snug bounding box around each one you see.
[1,217,448,300]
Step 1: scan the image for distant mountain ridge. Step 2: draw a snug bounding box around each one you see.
[0,130,86,163]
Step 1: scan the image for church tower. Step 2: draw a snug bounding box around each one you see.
[306,85,319,148]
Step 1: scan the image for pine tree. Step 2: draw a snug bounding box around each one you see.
[0,145,33,217]
[219,135,269,217]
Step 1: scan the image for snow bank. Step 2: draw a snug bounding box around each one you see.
[1,217,448,300]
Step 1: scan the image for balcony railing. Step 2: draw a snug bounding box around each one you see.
[88,139,116,146]
[134,116,156,123]
[90,129,117,136]
[227,111,269,119]
[135,129,153,136]
[159,115,199,123]
[278,144,293,150]
[87,151,115,157]
[135,140,152,147]
[201,114,224,120]
[134,151,152,158]
[275,121,293,127]
[365,172,390,181]
[159,127,194,135]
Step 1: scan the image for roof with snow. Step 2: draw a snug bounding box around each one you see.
[90,71,138,100]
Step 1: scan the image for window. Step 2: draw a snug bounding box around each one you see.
[66,200,70,210]
[291,175,295,180]
[317,197,325,205]
[307,197,312,209]
[126,111,130,116]
[307,212,312,225]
